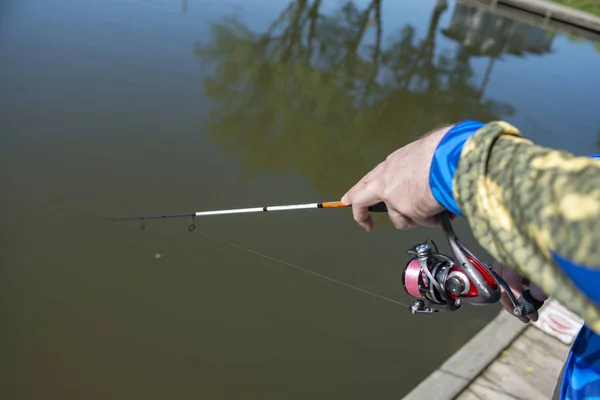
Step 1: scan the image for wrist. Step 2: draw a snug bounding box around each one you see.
[421,127,452,214]
[429,120,485,217]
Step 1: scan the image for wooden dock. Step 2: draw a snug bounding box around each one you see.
[456,324,570,400]
[403,301,580,400]
[461,0,600,44]
[494,0,600,33]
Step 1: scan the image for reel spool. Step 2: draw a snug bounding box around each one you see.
[401,212,545,316]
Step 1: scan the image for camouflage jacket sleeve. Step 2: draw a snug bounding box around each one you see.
[429,120,600,334]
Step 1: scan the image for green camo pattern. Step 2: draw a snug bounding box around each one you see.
[454,121,600,335]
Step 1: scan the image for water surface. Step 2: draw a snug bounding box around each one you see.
[1,0,599,399]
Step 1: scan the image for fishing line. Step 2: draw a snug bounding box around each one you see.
[192,229,410,307]
[115,220,409,308]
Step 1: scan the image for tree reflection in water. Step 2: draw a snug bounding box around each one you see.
[193,0,515,198]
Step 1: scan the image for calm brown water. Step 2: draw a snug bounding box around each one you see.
[1,0,599,399]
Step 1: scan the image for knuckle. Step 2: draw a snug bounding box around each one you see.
[380,190,395,207]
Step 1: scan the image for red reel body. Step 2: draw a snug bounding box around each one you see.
[403,255,497,299]
[401,213,501,314]
[400,212,545,316]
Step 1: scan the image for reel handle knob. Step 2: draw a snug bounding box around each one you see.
[513,289,545,316]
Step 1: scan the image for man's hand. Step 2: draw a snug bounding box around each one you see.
[340,126,451,231]
[491,261,548,323]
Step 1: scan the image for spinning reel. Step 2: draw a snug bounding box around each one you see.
[401,212,544,316]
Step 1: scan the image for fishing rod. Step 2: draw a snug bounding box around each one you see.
[106,201,544,318]
[106,200,389,231]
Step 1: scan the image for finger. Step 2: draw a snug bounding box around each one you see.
[387,209,414,230]
[500,264,524,288]
[529,282,549,302]
[353,207,374,232]
[516,273,547,318]
[517,289,540,322]
[345,183,381,232]
[519,283,547,323]
[491,261,503,275]
[527,310,540,322]
[342,168,387,232]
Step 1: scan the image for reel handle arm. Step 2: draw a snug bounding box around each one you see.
[490,267,545,316]
[439,212,501,305]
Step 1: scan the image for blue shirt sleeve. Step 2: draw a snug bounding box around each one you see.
[552,153,600,307]
[552,251,600,305]
[429,120,484,217]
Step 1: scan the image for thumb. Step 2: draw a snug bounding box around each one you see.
[341,192,350,205]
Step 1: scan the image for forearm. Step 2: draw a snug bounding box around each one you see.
[429,120,600,333]
[455,122,600,270]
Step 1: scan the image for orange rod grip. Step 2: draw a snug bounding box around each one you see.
[321,201,348,208]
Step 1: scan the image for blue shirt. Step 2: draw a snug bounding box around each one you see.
[429,121,600,400]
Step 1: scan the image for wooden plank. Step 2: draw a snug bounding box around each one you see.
[403,308,574,400]
[455,326,571,400]
[402,311,527,400]
[463,362,544,400]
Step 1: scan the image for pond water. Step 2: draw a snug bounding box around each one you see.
[1,0,599,398]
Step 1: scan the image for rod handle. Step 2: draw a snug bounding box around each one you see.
[368,202,388,212]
